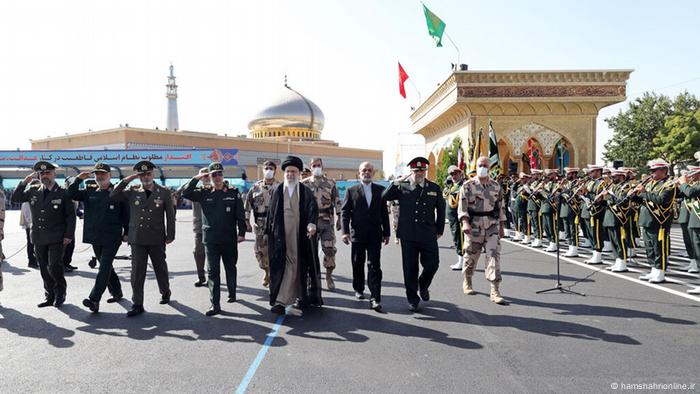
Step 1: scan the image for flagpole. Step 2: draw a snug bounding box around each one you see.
[444,32,460,67]
[408,79,422,104]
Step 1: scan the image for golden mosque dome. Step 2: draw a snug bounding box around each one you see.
[248,84,325,141]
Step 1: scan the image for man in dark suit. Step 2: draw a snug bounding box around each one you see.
[382,157,445,312]
[11,161,76,308]
[341,162,390,311]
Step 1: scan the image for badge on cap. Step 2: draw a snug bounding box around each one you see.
[41,164,47,170]
[141,164,147,171]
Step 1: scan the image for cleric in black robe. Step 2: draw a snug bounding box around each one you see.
[265,155,322,315]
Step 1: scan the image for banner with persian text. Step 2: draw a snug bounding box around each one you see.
[0,149,239,167]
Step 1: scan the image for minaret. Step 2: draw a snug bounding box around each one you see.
[166,64,179,131]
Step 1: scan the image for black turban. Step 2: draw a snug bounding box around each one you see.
[281,155,303,172]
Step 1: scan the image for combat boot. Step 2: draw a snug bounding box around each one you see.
[531,238,542,248]
[609,258,628,272]
[489,283,506,305]
[326,268,335,291]
[564,245,579,257]
[462,276,476,295]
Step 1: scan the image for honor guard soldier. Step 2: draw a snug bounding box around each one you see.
[66,163,129,312]
[302,158,342,290]
[458,156,507,304]
[559,168,581,257]
[513,172,531,243]
[110,160,175,317]
[189,168,210,287]
[526,169,544,247]
[632,159,677,283]
[579,165,606,264]
[540,168,561,252]
[601,169,633,272]
[382,156,445,312]
[183,162,246,316]
[244,160,280,287]
[678,161,700,294]
[678,168,700,274]
[443,165,465,270]
[11,161,76,308]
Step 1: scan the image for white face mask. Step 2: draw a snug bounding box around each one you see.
[263,169,274,179]
[312,167,323,177]
[476,166,489,178]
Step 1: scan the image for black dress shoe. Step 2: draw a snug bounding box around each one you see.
[88,257,97,269]
[126,305,145,317]
[408,303,420,312]
[106,295,123,303]
[54,295,66,308]
[194,279,206,287]
[82,298,99,313]
[270,304,285,315]
[227,297,236,303]
[205,306,221,316]
[37,299,55,308]
[159,291,171,304]
[28,262,39,269]
[64,265,75,273]
[419,288,430,301]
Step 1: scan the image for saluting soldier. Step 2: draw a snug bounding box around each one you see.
[302,157,342,290]
[183,162,246,316]
[458,156,507,304]
[677,161,700,294]
[443,165,465,270]
[632,159,677,283]
[601,169,633,272]
[381,156,445,312]
[66,163,129,313]
[110,160,175,317]
[244,160,279,287]
[189,168,210,287]
[11,161,76,307]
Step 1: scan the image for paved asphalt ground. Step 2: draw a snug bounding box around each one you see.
[1,210,698,393]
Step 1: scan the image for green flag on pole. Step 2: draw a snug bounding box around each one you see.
[422,4,446,47]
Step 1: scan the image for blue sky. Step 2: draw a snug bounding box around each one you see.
[0,0,698,175]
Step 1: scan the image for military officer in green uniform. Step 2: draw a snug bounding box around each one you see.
[525,169,544,247]
[633,159,677,283]
[183,162,246,316]
[443,165,465,270]
[540,169,560,252]
[11,161,76,307]
[66,162,129,313]
[678,170,700,273]
[558,167,581,257]
[513,172,531,243]
[381,157,445,312]
[110,160,175,317]
[678,163,700,294]
[579,165,606,264]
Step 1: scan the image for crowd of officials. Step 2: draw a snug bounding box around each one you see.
[1,150,698,318]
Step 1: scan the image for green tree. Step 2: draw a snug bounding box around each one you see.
[603,92,673,169]
[435,136,462,190]
[653,102,700,173]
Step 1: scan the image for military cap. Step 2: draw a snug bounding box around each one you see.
[530,169,543,174]
[199,167,209,175]
[263,160,277,169]
[602,167,612,174]
[281,155,304,171]
[33,161,57,172]
[587,164,603,171]
[91,162,111,173]
[688,165,700,172]
[447,165,462,174]
[519,172,531,178]
[408,157,429,170]
[208,162,224,173]
[544,168,558,175]
[647,158,669,170]
[611,169,627,176]
[564,167,580,173]
[133,160,156,173]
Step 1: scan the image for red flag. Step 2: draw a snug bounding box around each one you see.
[398,62,409,99]
[528,138,537,170]
[457,143,465,170]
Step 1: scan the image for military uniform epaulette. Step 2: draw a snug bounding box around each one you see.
[661,179,678,189]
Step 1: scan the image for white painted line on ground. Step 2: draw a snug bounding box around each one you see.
[503,239,700,304]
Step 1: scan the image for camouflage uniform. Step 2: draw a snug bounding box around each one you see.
[302,175,341,271]
[458,176,507,304]
[244,179,279,285]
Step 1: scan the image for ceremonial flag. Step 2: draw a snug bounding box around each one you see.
[398,62,409,99]
[488,120,502,178]
[469,127,482,176]
[422,4,446,47]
